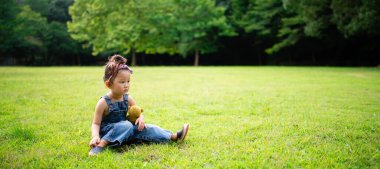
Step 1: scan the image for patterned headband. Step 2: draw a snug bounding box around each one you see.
[118,64,133,74]
[108,64,133,81]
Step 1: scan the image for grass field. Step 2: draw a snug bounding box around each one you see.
[0,66,379,168]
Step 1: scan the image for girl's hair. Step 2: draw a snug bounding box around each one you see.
[103,55,133,85]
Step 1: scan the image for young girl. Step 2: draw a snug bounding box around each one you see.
[89,55,189,155]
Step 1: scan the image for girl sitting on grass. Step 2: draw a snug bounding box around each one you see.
[89,55,189,155]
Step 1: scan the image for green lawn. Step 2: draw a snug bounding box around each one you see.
[0,66,379,168]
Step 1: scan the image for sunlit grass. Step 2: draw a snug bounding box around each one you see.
[0,66,379,168]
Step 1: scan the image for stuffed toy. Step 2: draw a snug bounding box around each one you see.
[127,105,143,124]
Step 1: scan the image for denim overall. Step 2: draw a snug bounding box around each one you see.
[99,94,172,147]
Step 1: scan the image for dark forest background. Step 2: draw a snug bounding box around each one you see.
[1,0,379,66]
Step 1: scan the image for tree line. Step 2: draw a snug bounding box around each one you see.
[0,0,95,65]
[1,0,379,66]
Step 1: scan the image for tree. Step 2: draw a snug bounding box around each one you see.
[68,0,235,66]
[13,5,50,65]
[0,0,20,63]
[47,0,74,22]
[331,0,380,37]
[68,0,164,65]
[0,0,89,65]
[265,0,380,54]
[226,0,289,64]
[258,0,329,55]
[172,0,235,66]
[45,21,82,64]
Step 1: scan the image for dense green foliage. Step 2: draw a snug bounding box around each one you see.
[0,0,91,65]
[225,0,380,54]
[68,0,234,65]
[0,67,379,167]
[0,0,20,59]
[1,0,379,65]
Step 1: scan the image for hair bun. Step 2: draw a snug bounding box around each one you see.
[109,54,127,64]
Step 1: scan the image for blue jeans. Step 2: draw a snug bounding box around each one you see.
[100,120,172,147]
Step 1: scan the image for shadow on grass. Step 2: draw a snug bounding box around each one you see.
[109,140,189,154]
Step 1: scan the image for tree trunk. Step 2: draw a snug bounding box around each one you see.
[194,50,199,66]
[77,55,81,65]
[258,54,263,65]
[141,53,145,65]
[11,55,15,65]
[131,48,137,66]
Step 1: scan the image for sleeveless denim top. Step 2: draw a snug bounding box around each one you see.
[100,94,129,127]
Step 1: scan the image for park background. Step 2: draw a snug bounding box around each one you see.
[1,0,379,168]
[1,0,380,66]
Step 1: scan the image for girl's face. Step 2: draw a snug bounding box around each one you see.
[109,70,131,95]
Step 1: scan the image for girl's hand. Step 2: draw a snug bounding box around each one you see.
[135,115,146,131]
[89,136,100,148]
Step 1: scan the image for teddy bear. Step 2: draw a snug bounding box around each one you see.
[127,105,143,124]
